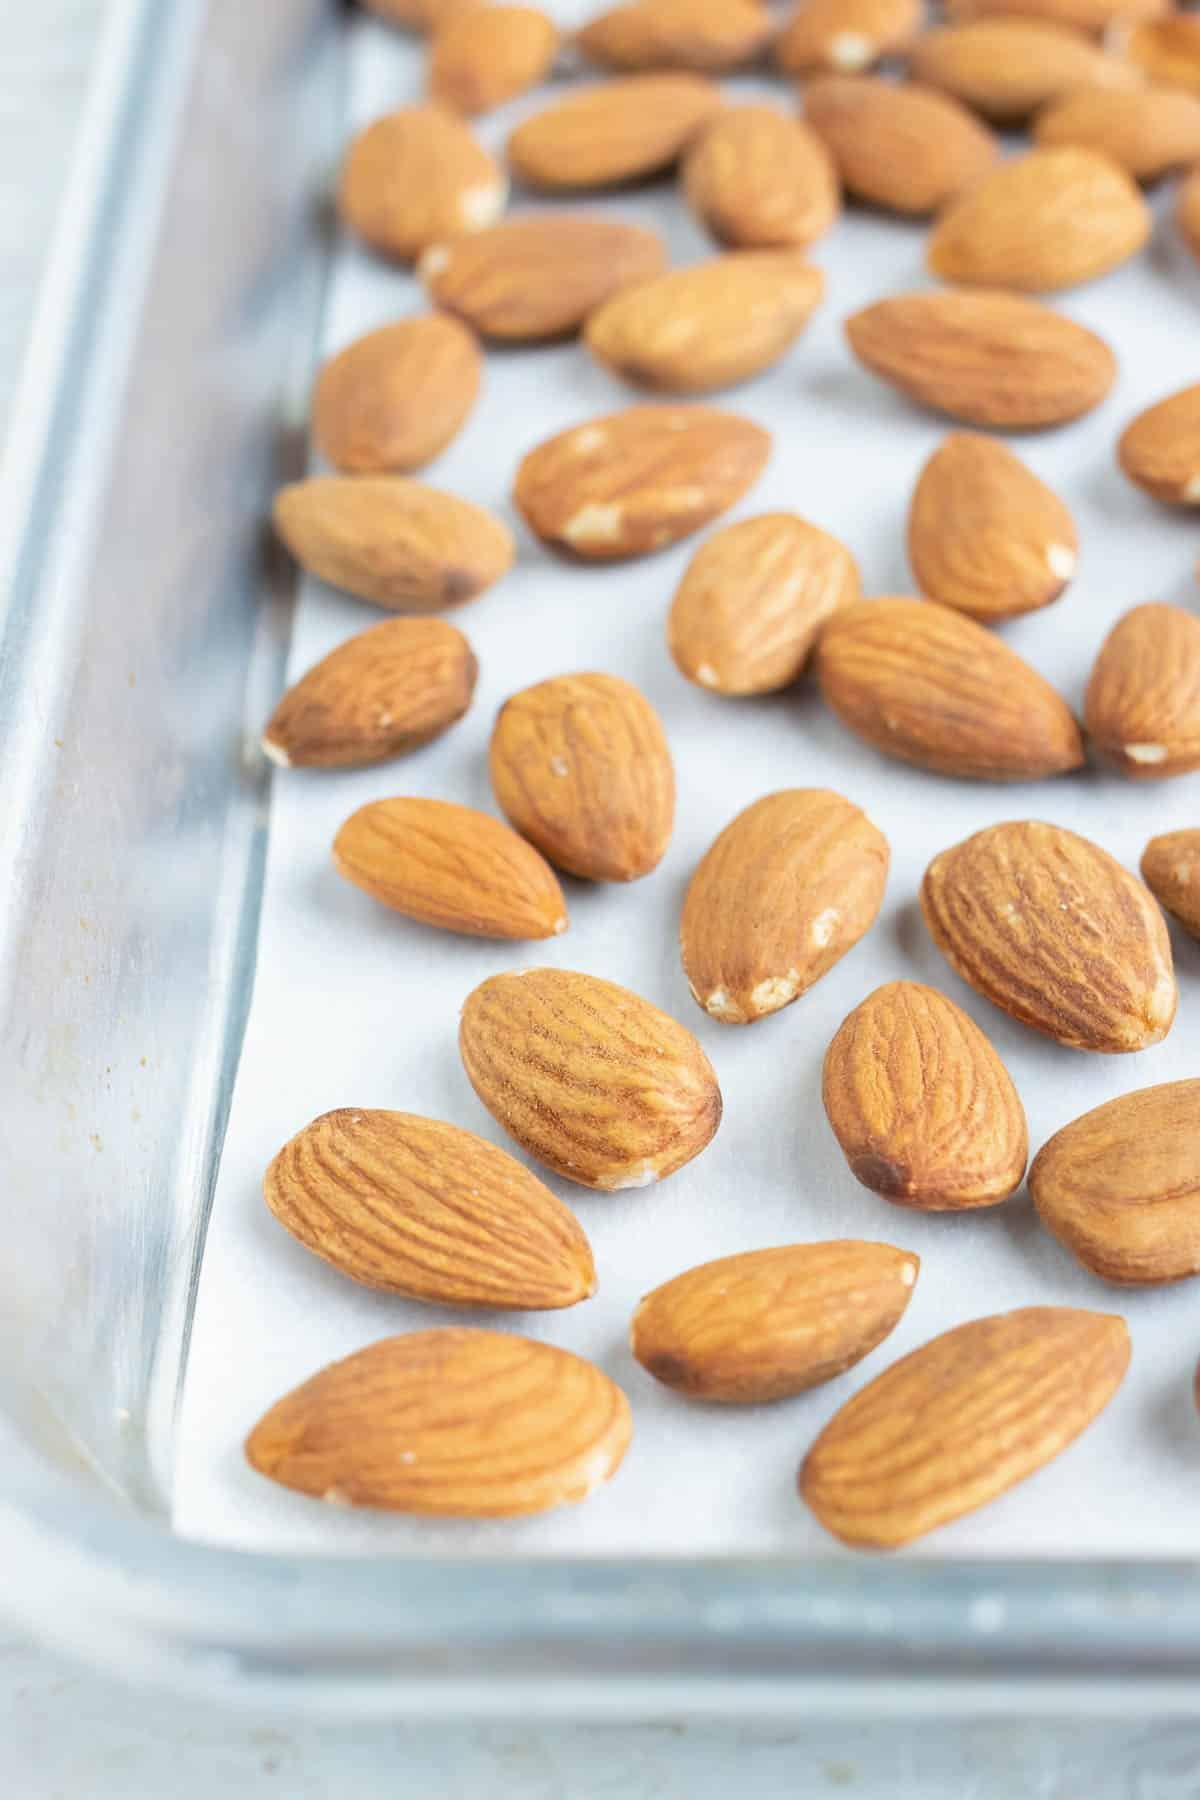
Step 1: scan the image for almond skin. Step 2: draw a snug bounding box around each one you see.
[514,405,771,560]
[684,106,841,249]
[1033,85,1200,181]
[506,73,722,191]
[428,5,559,115]
[804,77,999,217]
[332,797,567,939]
[337,105,507,261]
[668,512,861,695]
[1141,829,1200,938]
[680,789,889,1025]
[576,0,776,72]
[1117,17,1200,95]
[920,820,1177,1051]
[312,316,481,475]
[823,981,1028,1210]
[265,1109,595,1308]
[489,672,675,882]
[1084,602,1200,778]
[1117,383,1200,503]
[946,0,1167,32]
[910,20,1142,122]
[262,617,477,769]
[800,1307,1130,1549]
[815,597,1085,780]
[245,1329,631,1517]
[1178,166,1200,261]
[632,1241,920,1403]
[775,0,925,74]
[908,433,1078,620]
[364,0,482,28]
[459,967,722,1190]
[845,290,1115,429]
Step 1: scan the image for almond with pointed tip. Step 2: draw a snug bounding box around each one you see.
[506,73,722,190]
[1141,829,1200,938]
[1116,16,1200,94]
[684,106,840,249]
[803,77,999,216]
[1179,166,1200,261]
[1084,602,1200,778]
[776,0,925,74]
[1117,384,1200,503]
[337,105,507,261]
[576,0,775,72]
[1033,85,1200,181]
[428,5,559,114]
[910,20,1142,122]
[946,0,1167,32]
[312,315,481,476]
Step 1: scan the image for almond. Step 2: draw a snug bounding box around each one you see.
[823,981,1028,1209]
[684,105,841,249]
[514,405,770,559]
[265,1109,595,1308]
[312,315,481,476]
[775,0,925,74]
[1030,1081,1200,1284]
[459,966,722,1189]
[245,1328,631,1516]
[364,0,481,28]
[1116,17,1200,94]
[803,77,999,217]
[1084,602,1200,778]
[584,252,825,394]
[262,617,477,769]
[332,796,567,939]
[947,0,1167,31]
[845,289,1116,428]
[815,598,1085,779]
[910,20,1142,122]
[272,477,514,611]
[679,789,889,1024]
[428,5,559,114]
[800,1307,1130,1548]
[1178,165,1200,261]
[576,0,775,72]
[908,433,1078,620]
[1117,383,1200,502]
[920,820,1177,1051]
[1033,84,1200,180]
[631,1241,919,1402]
[506,73,722,190]
[1141,829,1200,938]
[668,512,861,695]
[337,105,507,261]
[489,672,675,881]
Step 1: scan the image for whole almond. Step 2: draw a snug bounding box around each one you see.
[823,981,1028,1209]
[845,290,1116,428]
[428,6,559,114]
[489,672,675,882]
[337,105,507,261]
[632,1241,920,1403]
[946,0,1167,30]
[332,796,567,939]
[1116,17,1200,94]
[776,0,925,73]
[804,77,999,217]
[1034,85,1200,181]
[920,819,1177,1051]
[265,1109,595,1308]
[364,0,481,28]
[245,1328,631,1517]
[459,966,722,1189]
[584,253,825,394]
[815,598,1085,779]
[272,477,514,611]
[312,315,481,476]
[576,0,775,72]
[514,405,770,559]
[1178,166,1200,261]
[680,789,889,1024]
[1031,1081,1200,1284]
[910,21,1141,122]
[800,1307,1130,1548]
[1118,383,1200,503]
[262,617,477,769]
[506,73,722,190]
[668,512,860,695]
[684,106,841,249]
[1084,602,1200,778]
[1141,828,1200,937]
[908,433,1078,620]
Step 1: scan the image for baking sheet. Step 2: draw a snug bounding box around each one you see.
[176,5,1200,1558]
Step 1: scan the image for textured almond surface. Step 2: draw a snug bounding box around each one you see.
[1084,602,1200,778]
[246,1329,631,1516]
[680,789,889,1024]
[1141,829,1200,938]
[823,981,1028,1210]
[337,105,507,260]
[946,0,1167,30]
[312,315,481,475]
[800,1307,1130,1548]
[576,0,775,71]
[506,73,722,189]
[459,967,722,1189]
[921,820,1177,1051]
[804,77,998,216]
[910,20,1142,121]
[1179,166,1200,261]
[1118,17,1200,94]
[1033,84,1200,181]
[776,0,925,73]
[684,106,841,248]
[632,1241,919,1402]
[1118,383,1200,503]
[332,796,567,939]
[265,1109,595,1308]
[428,5,559,114]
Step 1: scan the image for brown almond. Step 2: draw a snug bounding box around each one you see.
[337,105,507,262]
[1116,17,1200,94]
[506,73,722,190]
[1033,84,1200,181]
[459,967,722,1190]
[428,5,559,114]
[804,77,999,217]
[920,819,1177,1051]
[684,106,841,249]
[312,315,481,476]
[1118,383,1200,503]
[246,1329,631,1516]
[1178,165,1200,261]
[576,0,775,72]
[364,0,481,29]
[910,20,1142,122]
[947,0,1167,32]
[823,981,1028,1210]
[632,1242,920,1403]
[1141,828,1200,937]
[776,0,925,73]
[680,789,889,1024]
[1084,602,1200,778]
[800,1307,1130,1548]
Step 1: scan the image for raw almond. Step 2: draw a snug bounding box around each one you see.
[679,788,889,1024]
[803,77,999,217]
[332,796,567,939]
[514,405,770,559]
[822,981,1028,1209]
[272,477,514,611]
[576,0,775,72]
[775,0,925,74]
[265,1109,595,1308]
[506,73,722,190]
[1116,17,1200,94]
[428,5,559,114]
[799,1307,1130,1548]
[684,105,841,249]
[1117,383,1200,502]
[262,617,477,769]
[1033,85,1200,181]
[844,289,1116,428]
[668,512,861,695]
[337,105,507,261]
[312,315,481,475]
[364,0,481,28]
[1084,602,1200,778]
[489,671,675,881]
[245,1328,631,1516]
[947,0,1167,31]
[815,598,1085,779]
[910,20,1141,122]
[1178,165,1200,261]
[584,252,825,394]
[1141,828,1200,937]
[908,433,1078,620]
[631,1241,919,1403]
[920,819,1177,1051]
[459,966,722,1189]
[1030,1081,1200,1284]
